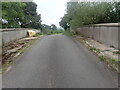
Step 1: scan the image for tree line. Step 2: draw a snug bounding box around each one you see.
[1,2,42,29]
[59,1,120,30]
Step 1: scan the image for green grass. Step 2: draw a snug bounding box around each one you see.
[62,31,74,36]
[90,47,100,54]
[99,55,120,70]
[33,32,42,37]
[110,45,115,48]
[42,29,64,35]
[99,56,108,61]
[97,40,102,44]
[113,51,120,55]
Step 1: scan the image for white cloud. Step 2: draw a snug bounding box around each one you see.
[33,0,68,27]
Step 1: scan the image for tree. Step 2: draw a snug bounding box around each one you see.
[59,14,70,30]
[59,2,120,30]
[20,2,42,29]
[2,2,26,28]
[104,2,120,23]
[50,24,57,30]
[2,2,42,29]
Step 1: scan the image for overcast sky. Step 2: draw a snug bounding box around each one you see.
[33,0,68,28]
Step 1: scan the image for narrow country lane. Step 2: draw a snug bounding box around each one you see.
[3,35,118,88]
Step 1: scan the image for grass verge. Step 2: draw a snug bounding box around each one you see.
[62,31,74,36]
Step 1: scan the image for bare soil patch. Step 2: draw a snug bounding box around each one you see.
[2,37,39,73]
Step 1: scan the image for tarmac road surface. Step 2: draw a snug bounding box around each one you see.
[3,35,118,88]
